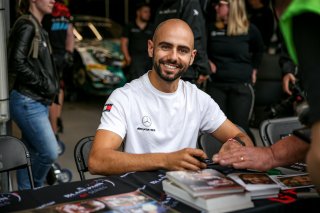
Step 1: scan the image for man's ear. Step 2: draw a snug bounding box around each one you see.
[189,49,197,65]
[147,40,154,58]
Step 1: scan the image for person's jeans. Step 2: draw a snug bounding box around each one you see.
[9,90,58,190]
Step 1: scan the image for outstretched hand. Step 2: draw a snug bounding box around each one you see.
[213,146,274,172]
[164,148,208,171]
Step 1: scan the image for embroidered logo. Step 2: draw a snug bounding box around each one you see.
[103,104,113,112]
[142,116,152,127]
[137,116,156,132]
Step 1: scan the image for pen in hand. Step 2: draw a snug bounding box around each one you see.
[195,156,219,166]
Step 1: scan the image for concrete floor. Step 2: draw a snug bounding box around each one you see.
[10,94,107,190]
[10,93,262,190]
[55,95,107,182]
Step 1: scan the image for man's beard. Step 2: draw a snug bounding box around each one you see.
[153,58,187,82]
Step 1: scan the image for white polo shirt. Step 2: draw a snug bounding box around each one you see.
[98,72,226,153]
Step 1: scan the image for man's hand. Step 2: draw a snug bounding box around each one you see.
[282,73,296,95]
[164,148,208,171]
[124,56,132,66]
[213,146,274,171]
[196,74,209,85]
[219,138,245,153]
[209,60,216,73]
[252,69,257,85]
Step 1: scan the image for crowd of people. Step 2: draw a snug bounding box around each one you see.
[6,0,319,192]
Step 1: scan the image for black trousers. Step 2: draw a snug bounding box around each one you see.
[206,82,255,138]
[293,13,320,124]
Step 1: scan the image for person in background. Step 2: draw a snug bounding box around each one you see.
[120,2,153,81]
[88,19,254,176]
[279,0,320,188]
[7,0,59,189]
[206,0,264,143]
[246,0,275,50]
[153,0,211,86]
[271,1,298,96]
[279,47,298,96]
[43,0,74,138]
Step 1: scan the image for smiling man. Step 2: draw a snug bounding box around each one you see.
[89,19,254,176]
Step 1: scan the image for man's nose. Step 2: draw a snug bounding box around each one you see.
[168,49,178,61]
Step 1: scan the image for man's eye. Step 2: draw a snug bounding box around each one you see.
[161,45,170,50]
[179,48,189,54]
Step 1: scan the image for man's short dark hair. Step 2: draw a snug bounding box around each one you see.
[136,2,150,11]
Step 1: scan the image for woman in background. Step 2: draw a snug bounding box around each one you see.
[206,0,264,142]
[8,0,59,189]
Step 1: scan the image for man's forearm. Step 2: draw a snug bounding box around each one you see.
[270,135,309,168]
[88,150,167,175]
[235,132,254,147]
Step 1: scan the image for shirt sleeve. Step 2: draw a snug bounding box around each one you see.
[199,91,227,133]
[97,89,128,139]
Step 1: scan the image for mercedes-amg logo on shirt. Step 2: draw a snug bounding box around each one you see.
[142,116,152,127]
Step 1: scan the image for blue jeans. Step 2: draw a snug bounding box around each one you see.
[9,90,58,190]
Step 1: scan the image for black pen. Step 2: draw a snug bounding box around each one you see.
[195,157,219,166]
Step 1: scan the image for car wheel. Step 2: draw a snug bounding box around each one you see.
[74,66,87,87]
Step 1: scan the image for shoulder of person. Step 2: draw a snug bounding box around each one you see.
[10,15,38,36]
[182,80,209,97]
[111,79,143,98]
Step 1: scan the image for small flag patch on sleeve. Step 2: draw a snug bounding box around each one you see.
[104,104,113,112]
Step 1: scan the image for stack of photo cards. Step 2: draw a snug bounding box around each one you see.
[164,169,254,212]
[227,173,281,200]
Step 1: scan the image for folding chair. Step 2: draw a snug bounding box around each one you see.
[198,126,246,159]
[259,116,304,146]
[259,117,307,173]
[0,135,35,191]
[74,136,94,180]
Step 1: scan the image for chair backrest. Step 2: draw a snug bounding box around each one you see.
[0,135,35,191]
[198,125,246,159]
[255,53,283,107]
[259,116,304,147]
[74,136,94,180]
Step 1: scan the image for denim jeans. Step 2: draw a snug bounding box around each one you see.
[9,90,58,190]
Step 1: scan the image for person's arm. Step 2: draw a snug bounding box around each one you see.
[65,23,74,53]
[210,119,254,153]
[208,60,216,73]
[88,130,207,175]
[252,68,257,84]
[120,37,131,66]
[213,135,309,171]
[279,44,297,95]
[282,73,296,95]
[307,122,320,187]
[249,24,264,77]
[8,20,48,91]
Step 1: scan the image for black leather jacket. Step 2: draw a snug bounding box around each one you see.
[8,14,59,105]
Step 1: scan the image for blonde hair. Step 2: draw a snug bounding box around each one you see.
[227,0,249,36]
[17,0,30,16]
